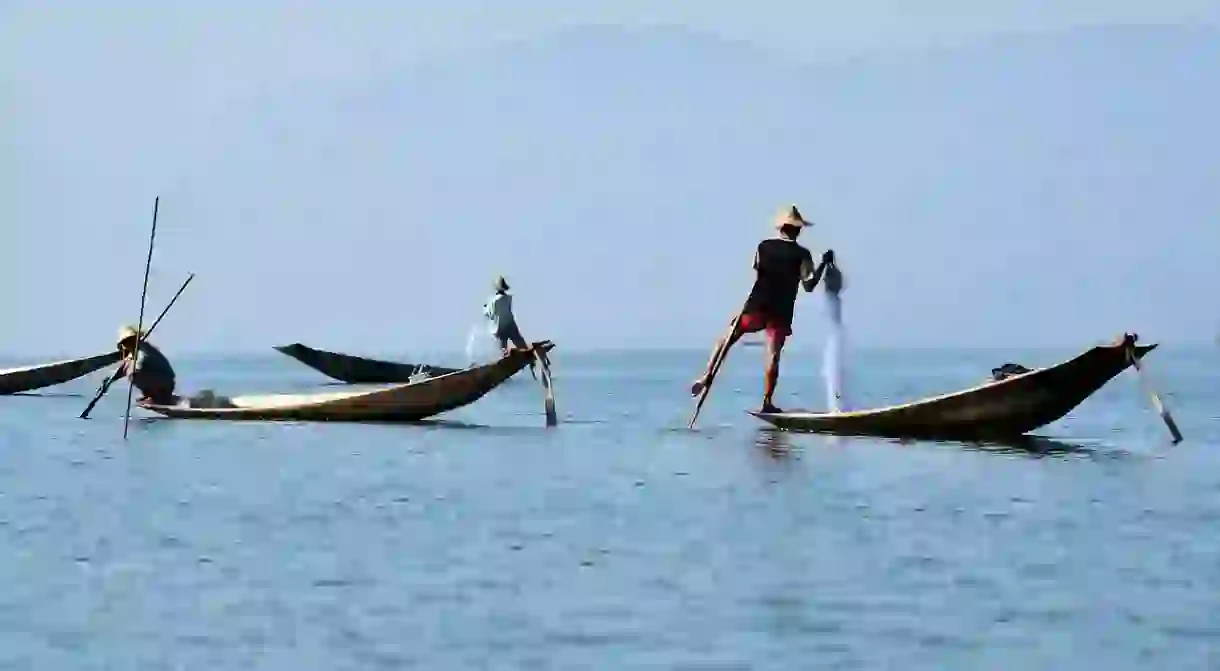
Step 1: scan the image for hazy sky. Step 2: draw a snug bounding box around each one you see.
[3,1,1218,356]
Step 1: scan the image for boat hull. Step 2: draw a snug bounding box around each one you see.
[0,351,120,395]
[752,338,1156,440]
[140,343,552,423]
[272,342,460,384]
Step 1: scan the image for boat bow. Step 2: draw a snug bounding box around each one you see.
[0,351,121,395]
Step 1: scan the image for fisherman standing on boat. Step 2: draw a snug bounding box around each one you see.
[107,325,178,405]
[690,205,834,413]
[484,276,536,377]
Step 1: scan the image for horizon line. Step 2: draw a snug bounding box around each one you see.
[3,338,1213,363]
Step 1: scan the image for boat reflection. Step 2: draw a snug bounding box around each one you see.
[753,426,1098,460]
[954,434,1098,458]
[753,427,798,459]
[889,433,1098,458]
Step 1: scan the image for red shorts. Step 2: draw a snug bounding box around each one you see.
[738,312,791,340]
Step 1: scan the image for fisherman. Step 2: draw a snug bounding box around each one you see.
[107,325,178,405]
[690,205,834,413]
[484,276,536,377]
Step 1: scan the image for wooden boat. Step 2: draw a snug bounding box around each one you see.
[751,333,1156,440]
[272,342,460,384]
[0,351,120,395]
[139,342,553,423]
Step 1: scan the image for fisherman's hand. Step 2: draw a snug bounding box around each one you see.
[821,249,835,265]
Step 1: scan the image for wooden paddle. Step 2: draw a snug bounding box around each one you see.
[535,347,558,427]
[121,197,160,438]
[79,377,116,420]
[80,271,194,420]
[687,310,743,429]
[1126,338,1183,444]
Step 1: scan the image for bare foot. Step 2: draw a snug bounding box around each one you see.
[690,378,707,397]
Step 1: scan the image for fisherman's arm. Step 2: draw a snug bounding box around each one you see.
[801,251,829,292]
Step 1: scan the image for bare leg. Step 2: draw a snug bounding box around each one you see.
[691,317,745,396]
[136,376,177,406]
[761,331,787,412]
[509,327,537,379]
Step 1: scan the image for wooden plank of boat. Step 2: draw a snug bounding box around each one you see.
[0,351,121,395]
[139,342,554,422]
[751,334,1157,440]
[272,342,461,384]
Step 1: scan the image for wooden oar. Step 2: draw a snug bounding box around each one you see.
[1126,340,1183,444]
[122,197,161,439]
[143,273,194,337]
[79,273,195,419]
[535,347,557,426]
[688,311,743,429]
[79,377,116,419]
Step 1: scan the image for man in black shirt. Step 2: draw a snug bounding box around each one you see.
[690,205,834,413]
[109,325,179,405]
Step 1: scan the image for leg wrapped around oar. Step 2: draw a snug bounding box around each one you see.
[688,313,744,428]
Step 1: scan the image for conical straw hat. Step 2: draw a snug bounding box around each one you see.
[773,204,813,229]
[116,325,142,345]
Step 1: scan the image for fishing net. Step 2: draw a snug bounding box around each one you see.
[823,263,847,412]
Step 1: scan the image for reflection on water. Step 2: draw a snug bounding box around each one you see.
[753,428,798,460]
[753,426,1100,461]
[958,435,1097,458]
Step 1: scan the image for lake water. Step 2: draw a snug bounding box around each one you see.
[1,343,1218,669]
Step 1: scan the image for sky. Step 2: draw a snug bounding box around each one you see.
[2,0,1218,357]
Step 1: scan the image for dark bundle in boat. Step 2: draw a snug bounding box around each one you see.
[990,363,1032,381]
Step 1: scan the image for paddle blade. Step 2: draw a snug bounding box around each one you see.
[536,350,557,427]
[1129,348,1183,444]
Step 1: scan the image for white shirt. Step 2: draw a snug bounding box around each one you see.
[484,292,515,333]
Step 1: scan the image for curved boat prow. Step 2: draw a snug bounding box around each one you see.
[0,351,121,395]
[272,343,305,356]
[753,333,1158,440]
[273,342,461,384]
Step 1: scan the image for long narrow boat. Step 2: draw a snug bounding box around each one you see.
[752,333,1156,440]
[0,351,120,395]
[272,342,460,384]
[139,342,553,423]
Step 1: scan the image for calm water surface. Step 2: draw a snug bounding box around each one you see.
[1,345,1218,669]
